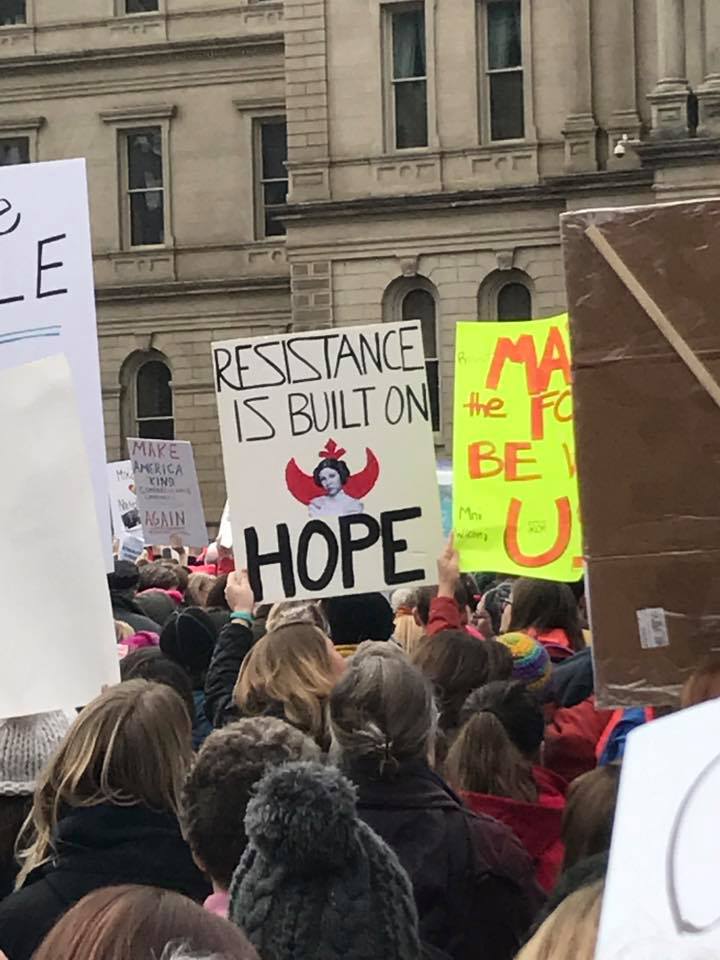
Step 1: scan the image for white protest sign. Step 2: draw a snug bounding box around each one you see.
[212,321,444,602]
[597,699,720,959]
[0,355,119,718]
[0,159,111,569]
[107,459,142,539]
[119,534,144,563]
[218,500,233,549]
[129,438,208,548]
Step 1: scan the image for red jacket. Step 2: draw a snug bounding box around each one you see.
[544,698,614,784]
[461,766,567,892]
[427,596,483,638]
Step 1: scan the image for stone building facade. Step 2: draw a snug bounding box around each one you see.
[0,0,717,528]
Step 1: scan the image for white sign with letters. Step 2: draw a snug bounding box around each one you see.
[212,321,444,602]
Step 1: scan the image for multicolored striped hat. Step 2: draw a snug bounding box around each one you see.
[497,631,552,695]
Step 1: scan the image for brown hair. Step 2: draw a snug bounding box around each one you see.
[33,884,258,960]
[515,881,603,960]
[181,717,320,890]
[509,578,586,652]
[185,572,216,608]
[562,765,621,872]
[330,646,438,778]
[17,681,192,886]
[681,654,720,708]
[411,630,490,733]
[233,624,337,747]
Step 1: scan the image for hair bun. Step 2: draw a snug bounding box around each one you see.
[245,761,357,872]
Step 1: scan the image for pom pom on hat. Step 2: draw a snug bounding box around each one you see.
[498,632,552,694]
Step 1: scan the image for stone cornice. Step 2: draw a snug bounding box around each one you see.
[95,275,290,303]
[632,137,720,167]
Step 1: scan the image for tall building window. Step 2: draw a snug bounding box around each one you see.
[125,0,158,12]
[0,0,25,25]
[498,281,532,320]
[257,119,288,239]
[486,0,524,141]
[390,5,428,149]
[0,137,29,165]
[402,288,440,431]
[136,359,174,439]
[125,128,165,247]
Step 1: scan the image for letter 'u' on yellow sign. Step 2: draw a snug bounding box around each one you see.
[453,315,582,582]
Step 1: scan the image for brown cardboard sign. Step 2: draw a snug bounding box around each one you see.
[561,199,720,707]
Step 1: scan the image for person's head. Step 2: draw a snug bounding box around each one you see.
[562,765,621,872]
[681,654,720,708]
[480,581,513,636]
[497,632,553,697]
[136,588,182,627]
[120,648,195,724]
[265,599,330,635]
[182,717,320,891]
[186,572,216,608]
[229,762,420,960]
[445,681,543,803]
[18,681,193,885]
[138,562,184,593]
[160,607,217,688]
[330,647,438,778]
[33,885,258,960]
[411,630,490,734]
[206,573,230,611]
[107,560,139,596]
[234,624,345,747]
[323,593,395,647]
[508,578,586,652]
[414,583,471,628]
[390,587,417,615]
[483,638,514,682]
[312,457,350,498]
[515,881,603,960]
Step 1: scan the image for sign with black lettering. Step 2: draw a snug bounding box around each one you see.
[129,439,208,549]
[212,321,444,602]
[0,159,111,567]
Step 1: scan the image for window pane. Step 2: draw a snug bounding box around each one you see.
[395,80,428,149]
[126,0,159,12]
[488,0,521,70]
[0,0,25,25]
[0,137,29,165]
[137,360,172,418]
[130,191,164,245]
[265,206,286,238]
[393,8,426,79]
[426,360,441,432]
[261,122,287,180]
[490,72,524,140]
[402,290,437,356]
[128,130,163,189]
[264,180,288,207]
[138,418,174,440]
[498,282,532,321]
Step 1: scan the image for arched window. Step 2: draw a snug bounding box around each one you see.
[400,288,440,432]
[135,358,174,439]
[497,281,532,321]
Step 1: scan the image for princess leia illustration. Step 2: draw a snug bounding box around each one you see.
[285,439,380,519]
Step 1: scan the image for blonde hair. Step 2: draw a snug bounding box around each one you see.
[114,621,134,643]
[17,680,192,887]
[186,572,216,608]
[392,614,425,658]
[515,881,603,960]
[233,624,336,746]
[265,600,329,634]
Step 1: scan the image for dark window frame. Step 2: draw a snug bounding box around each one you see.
[135,358,174,440]
[256,117,288,240]
[124,126,166,248]
[389,3,429,150]
[485,0,525,142]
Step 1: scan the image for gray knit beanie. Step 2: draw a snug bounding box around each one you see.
[229,761,421,960]
[0,711,71,795]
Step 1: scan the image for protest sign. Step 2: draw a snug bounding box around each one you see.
[218,500,233,549]
[597,699,720,958]
[129,438,208,548]
[212,321,444,602]
[0,355,118,718]
[436,460,453,540]
[107,459,142,539]
[453,315,581,581]
[0,159,111,568]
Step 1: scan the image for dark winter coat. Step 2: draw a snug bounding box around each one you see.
[0,803,209,960]
[351,760,545,960]
[204,620,254,727]
[109,591,162,635]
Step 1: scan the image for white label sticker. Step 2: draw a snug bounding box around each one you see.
[636,607,670,649]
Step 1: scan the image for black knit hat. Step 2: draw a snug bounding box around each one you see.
[323,593,394,646]
[229,761,420,960]
[160,607,217,679]
[107,559,139,592]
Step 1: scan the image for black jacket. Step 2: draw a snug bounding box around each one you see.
[110,591,162,635]
[204,620,254,727]
[352,761,544,960]
[548,648,594,708]
[0,803,209,960]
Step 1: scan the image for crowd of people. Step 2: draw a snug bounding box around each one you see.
[0,536,717,959]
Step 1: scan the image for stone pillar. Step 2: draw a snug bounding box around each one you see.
[562,0,597,172]
[697,0,720,137]
[648,0,689,138]
[607,0,642,165]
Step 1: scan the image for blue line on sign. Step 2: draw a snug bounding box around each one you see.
[0,325,62,345]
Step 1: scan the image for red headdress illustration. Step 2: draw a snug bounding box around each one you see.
[285,438,380,516]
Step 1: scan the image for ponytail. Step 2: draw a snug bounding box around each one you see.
[445,710,538,803]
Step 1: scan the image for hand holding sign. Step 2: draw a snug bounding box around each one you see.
[225,569,254,615]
